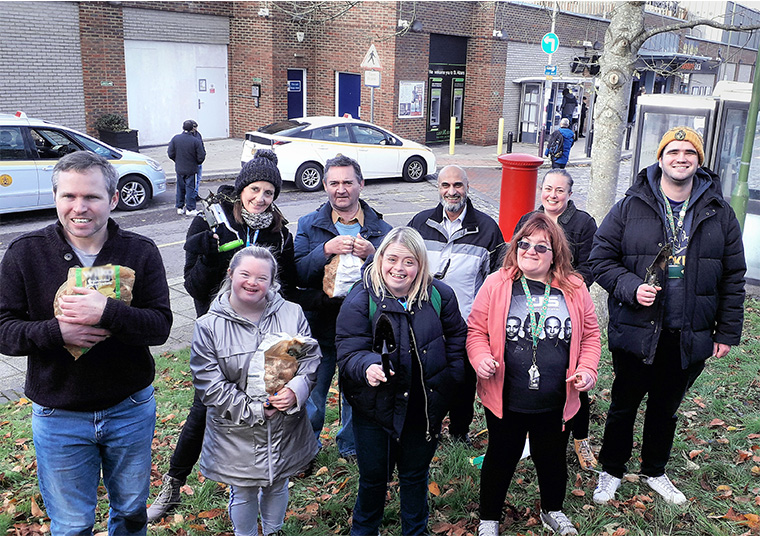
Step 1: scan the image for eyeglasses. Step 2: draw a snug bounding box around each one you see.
[517,240,553,254]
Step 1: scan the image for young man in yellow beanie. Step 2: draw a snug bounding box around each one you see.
[589,126,746,505]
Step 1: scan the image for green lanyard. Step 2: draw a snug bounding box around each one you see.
[659,184,690,243]
[520,275,551,390]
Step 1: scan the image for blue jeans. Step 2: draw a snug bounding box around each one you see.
[195,165,202,199]
[350,412,438,536]
[229,478,289,536]
[305,327,355,456]
[32,385,156,536]
[175,173,197,211]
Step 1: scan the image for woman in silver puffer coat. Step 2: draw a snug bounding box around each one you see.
[190,246,320,536]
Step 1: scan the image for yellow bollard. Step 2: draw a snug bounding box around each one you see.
[497,118,504,155]
[449,117,456,155]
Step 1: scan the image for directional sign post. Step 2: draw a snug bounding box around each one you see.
[541,32,559,55]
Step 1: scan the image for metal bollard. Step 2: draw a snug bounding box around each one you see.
[507,131,513,154]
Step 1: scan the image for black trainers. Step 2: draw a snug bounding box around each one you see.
[147,473,184,522]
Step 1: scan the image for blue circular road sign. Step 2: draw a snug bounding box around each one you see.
[541,32,559,54]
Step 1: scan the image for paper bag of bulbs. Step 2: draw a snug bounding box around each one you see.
[245,332,317,401]
[53,264,135,359]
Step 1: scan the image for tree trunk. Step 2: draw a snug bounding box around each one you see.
[587,2,645,225]
[585,2,646,327]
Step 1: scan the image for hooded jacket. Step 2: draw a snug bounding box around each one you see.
[590,163,745,367]
[190,292,320,487]
[466,267,600,425]
[336,280,466,441]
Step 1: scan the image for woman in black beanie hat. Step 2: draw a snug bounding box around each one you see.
[146,150,297,522]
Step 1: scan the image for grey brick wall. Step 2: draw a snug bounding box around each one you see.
[123,8,229,44]
[0,1,85,130]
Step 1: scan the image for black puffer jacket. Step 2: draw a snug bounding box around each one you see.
[183,185,296,316]
[515,199,597,287]
[590,164,746,367]
[336,280,466,441]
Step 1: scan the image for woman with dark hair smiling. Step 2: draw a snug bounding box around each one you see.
[468,213,600,536]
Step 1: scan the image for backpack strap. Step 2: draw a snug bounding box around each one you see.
[364,282,441,319]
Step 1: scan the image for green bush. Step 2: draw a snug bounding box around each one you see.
[94,113,129,132]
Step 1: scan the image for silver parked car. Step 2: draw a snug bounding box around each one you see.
[0,112,166,214]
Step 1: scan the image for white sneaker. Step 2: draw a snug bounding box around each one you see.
[176,207,184,215]
[540,510,578,536]
[478,520,499,536]
[593,471,621,504]
[646,474,687,505]
[185,209,200,217]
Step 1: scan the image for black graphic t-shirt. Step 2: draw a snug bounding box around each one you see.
[504,279,570,413]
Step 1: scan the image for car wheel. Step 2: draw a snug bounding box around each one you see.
[295,162,324,192]
[402,156,427,182]
[116,175,150,211]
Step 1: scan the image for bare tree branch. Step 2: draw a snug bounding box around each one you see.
[634,17,760,50]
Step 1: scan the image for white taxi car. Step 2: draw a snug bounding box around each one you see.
[241,116,436,192]
[0,112,166,214]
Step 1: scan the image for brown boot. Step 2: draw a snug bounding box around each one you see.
[574,438,598,470]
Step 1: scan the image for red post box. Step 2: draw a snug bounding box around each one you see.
[496,153,545,241]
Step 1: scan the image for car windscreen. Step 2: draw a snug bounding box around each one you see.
[258,120,310,137]
[69,132,119,158]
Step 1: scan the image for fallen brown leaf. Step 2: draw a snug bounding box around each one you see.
[428,481,440,496]
[30,495,44,518]
[612,527,629,536]
[689,449,704,459]
[571,489,585,497]
[197,508,224,519]
[709,418,726,428]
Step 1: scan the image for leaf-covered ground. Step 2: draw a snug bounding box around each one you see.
[1,299,759,535]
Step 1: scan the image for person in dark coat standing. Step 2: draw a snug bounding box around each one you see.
[590,126,746,506]
[337,226,466,535]
[561,88,577,122]
[168,119,206,216]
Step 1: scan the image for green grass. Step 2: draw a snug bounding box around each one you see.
[1,299,759,535]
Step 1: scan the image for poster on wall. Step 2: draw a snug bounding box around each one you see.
[398,81,425,118]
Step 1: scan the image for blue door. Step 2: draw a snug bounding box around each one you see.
[287,69,305,119]
[337,72,361,118]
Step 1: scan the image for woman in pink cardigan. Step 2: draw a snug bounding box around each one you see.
[467,213,600,536]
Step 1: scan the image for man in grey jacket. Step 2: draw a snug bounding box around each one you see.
[408,165,505,444]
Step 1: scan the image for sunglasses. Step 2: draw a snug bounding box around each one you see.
[517,240,553,254]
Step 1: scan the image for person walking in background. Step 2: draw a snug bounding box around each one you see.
[190,246,320,535]
[147,149,297,522]
[578,96,588,138]
[560,88,577,122]
[544,118,574,169]
[168,119,206,216]
[0,151,172,535]
[294,154,393,464]
[336,227,466,535]
[515,169,598,471]
[407,164,504,445]
[468,213,600,536]
[590,127,746,506]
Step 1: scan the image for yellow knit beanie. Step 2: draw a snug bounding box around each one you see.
[656,126,704,165]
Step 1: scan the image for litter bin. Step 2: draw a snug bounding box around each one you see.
[496,153,545,240]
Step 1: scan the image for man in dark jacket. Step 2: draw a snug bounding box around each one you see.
[0,151,172,534]
[168,119,206,216]
[590,126,746,506]
[408,165,505,444]
[294,154,392,461]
